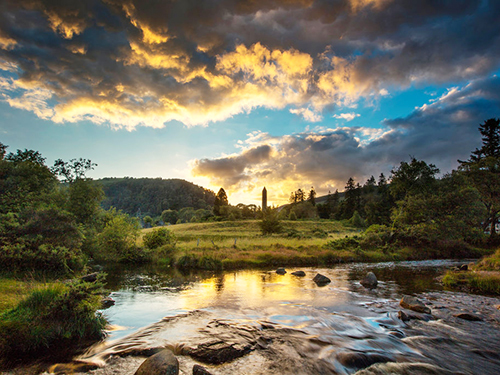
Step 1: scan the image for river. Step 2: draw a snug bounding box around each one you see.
[49,260,500,374]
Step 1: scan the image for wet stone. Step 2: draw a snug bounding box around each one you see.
[135,349,179,375]
[336,351,392,370]
[400,295,431,314]
[454,312,483,321]
[193,364,212,375]
[313,273,331,286]
[276,268,287,275]
[360,272,378,288]
[101,296,115,309]
[188,341,253,364]
[291,270,306,277]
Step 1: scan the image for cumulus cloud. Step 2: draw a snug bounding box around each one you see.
[0,0,498,129]
[333,113,360,121]
[192,75,500,203]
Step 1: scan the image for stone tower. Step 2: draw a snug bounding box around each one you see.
[262,187,267,213]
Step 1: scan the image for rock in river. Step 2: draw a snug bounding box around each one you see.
[454,312,483,321]
[313,273,331,286]
[360,272,378,288]
[400,295,431,314]
[135,349,179,375]
[291,270,306,277]
[276,268,287,275]
[188,341,253,364]
[193,364,213,375]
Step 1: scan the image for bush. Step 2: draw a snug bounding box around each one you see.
[143,228,176,250]
[349,211,366,228]
[96,210,140,262]
[259,212,282,235]
[289,211,297,221]
[0,277,107,366]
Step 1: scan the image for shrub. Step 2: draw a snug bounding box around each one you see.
[349,211,366,228]
[289,211,297,221]
[143,228,176,250]
[0,277,107,366]
[96,211,140,262]
[259,212,282,235]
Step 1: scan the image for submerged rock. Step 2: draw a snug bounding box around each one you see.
[193,364,213,375]
[400,295,431,314]
[313,273,331,286]
[454,312,483,321]
[360,272,378,288]
[291,270,306,277]
[337,352,392,370]
[188,341,253,364]
[276,268,287,275]
[135,349,179,375]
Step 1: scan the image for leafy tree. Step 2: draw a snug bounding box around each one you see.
[161,209,178,224]
[143,227,176,250]
[213,188,229,216]
[307,187,316,206]
[459,118,500,237]
[52,158,97,183]
[390,157,439,201]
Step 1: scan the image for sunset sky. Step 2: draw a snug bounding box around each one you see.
[1,0,500,206]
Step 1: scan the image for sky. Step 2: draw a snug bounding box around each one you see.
[1,0,500,206]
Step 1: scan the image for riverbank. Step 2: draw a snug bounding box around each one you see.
[140,220,491,270]
[443,248,500,295]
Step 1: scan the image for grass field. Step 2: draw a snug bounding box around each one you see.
[0,278,38,314]
[140,220,367,268]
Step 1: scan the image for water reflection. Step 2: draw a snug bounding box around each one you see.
[100,260,464,340]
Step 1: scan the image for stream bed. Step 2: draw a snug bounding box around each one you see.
[50,260,500,374]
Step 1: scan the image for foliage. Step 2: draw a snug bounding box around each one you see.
[390,157,439,200]
[99,177,216,217]
[259,211,282,235]
[143,228,176,250]
[161,209,178,224]
[0,277,107,366]
[213,187,229,216]
[96,209,142,262]
[349,211,366,228]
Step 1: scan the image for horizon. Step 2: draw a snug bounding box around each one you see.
[1,1,500,206]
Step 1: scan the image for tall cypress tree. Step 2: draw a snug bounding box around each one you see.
[213,187,229,216]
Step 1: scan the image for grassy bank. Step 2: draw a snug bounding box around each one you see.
[0,276,107,369]
[443,249,500,295]
[139,220,487,270]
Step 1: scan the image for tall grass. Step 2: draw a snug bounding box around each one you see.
[0,277,107,368]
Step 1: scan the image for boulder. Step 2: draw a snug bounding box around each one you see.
[360,272,378,288]
[135,349,179,375]
[398,310,410,322]
[101,296,115,309]
[188,341,253,364]
[276,268,287,275]
[453,312,483,321]
[313,273,331,286]
[193,364,212,375]
[291,270,306,277]
[400,295,431,314]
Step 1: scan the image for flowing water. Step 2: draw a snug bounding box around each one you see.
[51,261,500,374]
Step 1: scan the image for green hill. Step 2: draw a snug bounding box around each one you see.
[97,177,215,217]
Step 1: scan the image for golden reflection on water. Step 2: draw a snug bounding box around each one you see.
[177,269,351,311]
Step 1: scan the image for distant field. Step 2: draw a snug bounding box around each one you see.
[140,220,362,268]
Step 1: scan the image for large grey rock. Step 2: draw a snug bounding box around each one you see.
[276,268,287,275]
[313,273,331,286]
[360,272,378,288]
[135,349,179,375]
[399,295,431,314]
[291,270,306,277]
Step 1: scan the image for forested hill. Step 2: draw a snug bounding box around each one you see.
[97,177,216,217]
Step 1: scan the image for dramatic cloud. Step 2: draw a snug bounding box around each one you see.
[0,0,499,129]
[192,75,500,203]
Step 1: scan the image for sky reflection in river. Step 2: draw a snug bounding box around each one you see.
[101,261,461,340]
